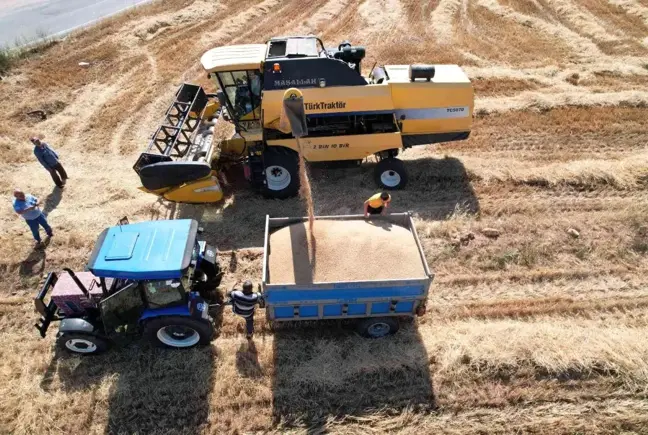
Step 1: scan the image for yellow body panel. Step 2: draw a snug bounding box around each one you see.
[139,174,223,203]
[262,84,393,128]
[220,136,247,155]
[267,132,402,161]
[387,64,473,135]
[203,101,221,119]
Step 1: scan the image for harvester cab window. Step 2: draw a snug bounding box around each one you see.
[216,70,261,121]
[143,280,186,308]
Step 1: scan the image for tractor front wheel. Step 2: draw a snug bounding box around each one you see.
[374,157,408,190]
[144,316,214,349]
[57,333,110,355]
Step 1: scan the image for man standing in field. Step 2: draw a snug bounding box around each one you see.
[31,137,68,188]
[364,191,391,217]
[229,280,264,339]
[12,189,53,247]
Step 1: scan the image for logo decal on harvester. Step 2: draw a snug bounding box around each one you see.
[274,78,319,87]
[305,101,347,110]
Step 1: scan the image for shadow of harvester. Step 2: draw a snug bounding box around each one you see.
[171,155,479,251]
[271,321,435,430]
[40,342,216,434]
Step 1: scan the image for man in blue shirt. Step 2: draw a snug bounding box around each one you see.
[13,189,53,246]
[31,137,68,188]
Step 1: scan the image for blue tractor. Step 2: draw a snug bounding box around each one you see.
[34,219,222,355]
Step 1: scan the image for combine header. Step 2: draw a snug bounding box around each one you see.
[134,36,474,203]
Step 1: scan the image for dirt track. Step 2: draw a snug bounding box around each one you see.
[0,0,647,433]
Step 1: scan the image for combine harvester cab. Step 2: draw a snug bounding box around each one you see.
[134,36,474,203]
[33,218,222,355]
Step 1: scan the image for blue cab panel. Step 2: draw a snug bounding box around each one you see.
[87,219,198,280]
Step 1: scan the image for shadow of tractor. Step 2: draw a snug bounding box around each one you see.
[40,342,216,434]
[271,320,436,431]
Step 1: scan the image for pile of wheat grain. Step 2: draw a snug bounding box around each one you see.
[268,219,427,284]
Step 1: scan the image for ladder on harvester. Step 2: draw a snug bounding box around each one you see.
[133,83,209,174]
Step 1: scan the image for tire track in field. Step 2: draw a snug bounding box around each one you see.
[543,0,623,42]
[475,0,603,59]
[432,295,648,323]
[433,273,648,304]
[431,0,462,42]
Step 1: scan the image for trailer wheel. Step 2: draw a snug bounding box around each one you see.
[144,316,214,349]
[356,317,400,338]
[57,333,110,355]
[374,158,408,190]
[263,147,299,199]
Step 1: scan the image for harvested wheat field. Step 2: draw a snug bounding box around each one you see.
[1,0,648,433]
[268,219,426,284]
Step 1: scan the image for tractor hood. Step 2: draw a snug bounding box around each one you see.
[87,219,198,280]
[201,44,265,73]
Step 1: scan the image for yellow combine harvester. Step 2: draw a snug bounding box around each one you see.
[133,36,474,203]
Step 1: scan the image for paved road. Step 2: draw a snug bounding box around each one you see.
[0,0,152,47]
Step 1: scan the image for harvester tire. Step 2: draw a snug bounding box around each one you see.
[262,147,299,199]
[144,316,214,349]
[356,317,400,338]
[374,158,408,190]
[57,333,110,355]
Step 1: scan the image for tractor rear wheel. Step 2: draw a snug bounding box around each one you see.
[144,316,214,349]
[262,147,299,199]
[374,157,408,190]
[57,333,110,355]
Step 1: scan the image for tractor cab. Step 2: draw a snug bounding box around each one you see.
[34,219,222,355]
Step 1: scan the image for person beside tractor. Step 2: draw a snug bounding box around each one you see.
[12,188,53,247]
[364,192,391,217]
[229,280,264,339]
[31,137,68,188]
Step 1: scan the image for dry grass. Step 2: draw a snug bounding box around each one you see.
[1,0,648,433]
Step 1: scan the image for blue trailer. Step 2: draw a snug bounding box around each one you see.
[261,213,433,337]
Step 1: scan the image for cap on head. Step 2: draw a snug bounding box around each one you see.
[242,280,253,293]
[30,136,41,145]
[380,192,391,201]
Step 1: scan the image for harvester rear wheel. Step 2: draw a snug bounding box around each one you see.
[262,147,299,199]
[374,157,408,190]
[144,316,214,349]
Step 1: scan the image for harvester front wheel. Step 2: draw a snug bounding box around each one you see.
[263,147,299,199]
[374,157,408,190]
[144,316,214,349]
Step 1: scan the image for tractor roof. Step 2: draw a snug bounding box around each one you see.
[201,44,266,73]
[86,219,198,280]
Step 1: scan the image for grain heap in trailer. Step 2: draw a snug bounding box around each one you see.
[133,36,474,203]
